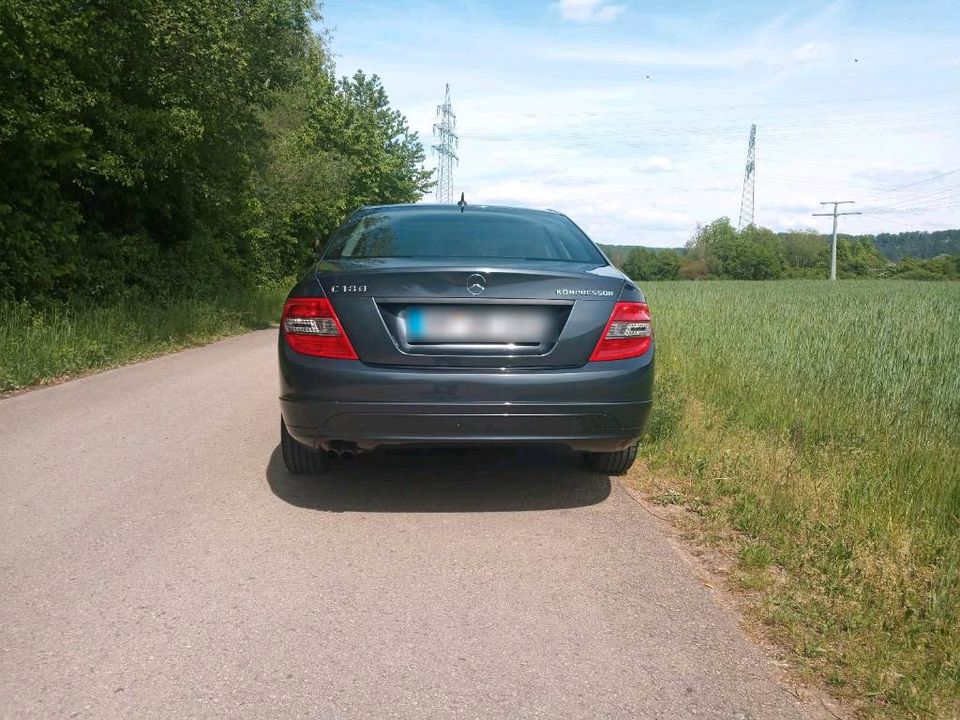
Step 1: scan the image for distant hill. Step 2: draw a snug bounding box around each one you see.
[872,230,959,261]
[598,229,959,266]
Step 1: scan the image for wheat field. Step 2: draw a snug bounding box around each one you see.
[638,280,960,717]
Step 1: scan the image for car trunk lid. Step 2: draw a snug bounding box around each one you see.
[317,258,625,369]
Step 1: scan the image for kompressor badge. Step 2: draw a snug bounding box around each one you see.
[556,288,615,297]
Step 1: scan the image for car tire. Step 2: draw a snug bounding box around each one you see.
[280,418,327,474]
[584,443,638,476]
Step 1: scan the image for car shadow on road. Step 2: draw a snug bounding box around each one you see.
[265,445,611,513]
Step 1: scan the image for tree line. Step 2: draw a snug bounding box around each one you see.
[0,0,430,304]
[873,229,958,261]
[608,219,960,281]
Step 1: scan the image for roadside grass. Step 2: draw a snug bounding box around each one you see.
[634,280,960,718]
[0,284,289,393]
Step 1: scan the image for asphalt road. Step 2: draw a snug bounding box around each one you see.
[1,330,823,720]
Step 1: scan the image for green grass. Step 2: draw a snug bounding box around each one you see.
[0,284,289,392]
[636,280,960,717]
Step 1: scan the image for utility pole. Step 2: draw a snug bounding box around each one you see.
[813,201,861,281]
[432,84,458,203]
[738,124,756,230]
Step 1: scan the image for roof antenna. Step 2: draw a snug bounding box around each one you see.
[457,192,467,213]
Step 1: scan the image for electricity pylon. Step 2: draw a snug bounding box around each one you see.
[738,124,756,230]
[432,84,458,203]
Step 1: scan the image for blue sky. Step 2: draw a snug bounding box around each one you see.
[320,0,960,246]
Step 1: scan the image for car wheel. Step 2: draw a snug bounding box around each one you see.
[280,418,327,474]
[584,443,638,476]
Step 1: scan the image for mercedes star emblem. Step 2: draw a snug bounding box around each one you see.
[466,273,486,295]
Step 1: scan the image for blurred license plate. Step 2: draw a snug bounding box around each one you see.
[405,306,552,344]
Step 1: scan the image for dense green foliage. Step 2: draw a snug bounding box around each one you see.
[0,0,429,303]
[612,220,959,281]
[619,246,682,281]
[874,229,959,261]
[641,280,960,717]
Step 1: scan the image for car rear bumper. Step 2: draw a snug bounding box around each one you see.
[279,339,654,452]
[281,399,652,452]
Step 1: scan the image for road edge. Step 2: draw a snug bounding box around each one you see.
[617,476,851,720]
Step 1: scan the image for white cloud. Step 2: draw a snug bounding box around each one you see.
[635,156,673,173]
[790,41,834,63]
[555,0,626,23]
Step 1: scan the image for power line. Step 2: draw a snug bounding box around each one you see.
[861,183,960,213]
[858,213,932,233]
[432,84,459,204]
[475,88,960,120]
[459,109,960,144]
[813,201,862,281]
[877,168,960,193]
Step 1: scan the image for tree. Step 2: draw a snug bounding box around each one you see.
[734,225,785,279]
[823,236,887,278]
[685,218,783,280]
[873,230,959,261]
[248,63,432,280]
[607,220,959,282]
[651,250,682,280]
[0,0,432,301]
[305,71,432,221]
[622,247,682,281]
[887,254,959,280]
[781,230,823,277]
[678,256,708,280]
[1,0,319,299]
[0,0,93,300]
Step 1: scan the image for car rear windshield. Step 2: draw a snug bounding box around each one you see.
[323,210,606,264]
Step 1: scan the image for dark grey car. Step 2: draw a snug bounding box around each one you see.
[278,204,654,475]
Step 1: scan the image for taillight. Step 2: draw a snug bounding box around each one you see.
[281,297,358,359]
[589,302,652,362]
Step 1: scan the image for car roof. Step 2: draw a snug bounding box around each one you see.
[354,203,565,219]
